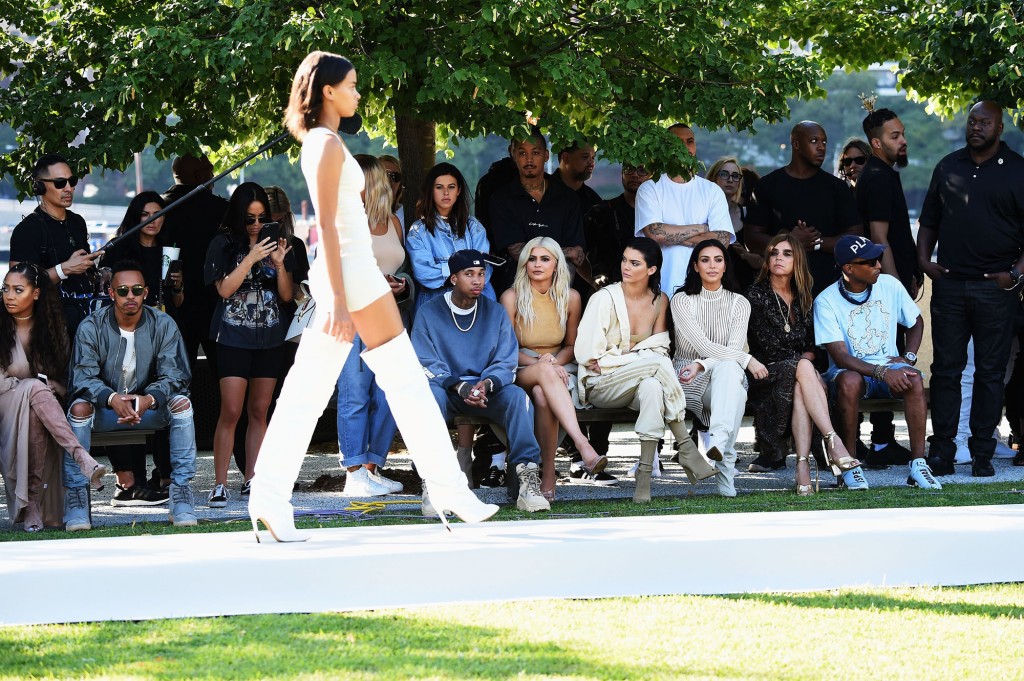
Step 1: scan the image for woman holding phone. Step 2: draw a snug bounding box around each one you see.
[248,51,497,541]
[106,191,184,313]
[204,182,293,508]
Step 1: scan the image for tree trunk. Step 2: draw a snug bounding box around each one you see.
[395,113,436,229]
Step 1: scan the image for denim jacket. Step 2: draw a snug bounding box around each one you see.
[68,305,191,410]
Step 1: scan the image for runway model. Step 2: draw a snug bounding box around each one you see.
[247,51,498,541]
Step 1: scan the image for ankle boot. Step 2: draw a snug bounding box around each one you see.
[633,440,657,503]
[251,333,356,542]
[361,332,498,525]
[668,419,717,483]
[29,387,108,490]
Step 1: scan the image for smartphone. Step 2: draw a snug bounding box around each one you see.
[164,259,182,286]
[36,373,48,385]
[258,221,281,245]
[132,396,141,413]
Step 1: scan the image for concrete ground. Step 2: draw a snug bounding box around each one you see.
[3,415,1022,533]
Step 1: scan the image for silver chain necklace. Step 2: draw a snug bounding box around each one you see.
[450,303,478,332]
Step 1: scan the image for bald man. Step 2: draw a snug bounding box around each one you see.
[745,121,863,295]
[918,101,1024,478]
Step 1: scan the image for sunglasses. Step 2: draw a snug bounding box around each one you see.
[386,171,402,183]
[244,214,268,226]
[113,285,146,297]
[841,156,868,168]
[716,170,743,182]
[39,176,79,189]
[623,166,650,176]
[849,257,880,267]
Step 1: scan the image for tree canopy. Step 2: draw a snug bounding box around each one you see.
[1,0,1021,202]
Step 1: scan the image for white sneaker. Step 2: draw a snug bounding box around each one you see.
[907,458,942,490]
[341,467,391,498]
[627,457,663,478]
[368,469,404,493]
[954,437,972,465]
[994,431,1016,459]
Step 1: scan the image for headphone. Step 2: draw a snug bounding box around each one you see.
[30,174,45,197]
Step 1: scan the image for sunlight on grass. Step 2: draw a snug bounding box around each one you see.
[2,585,1022,680]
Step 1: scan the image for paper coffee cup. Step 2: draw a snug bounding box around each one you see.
[161,246,181,279]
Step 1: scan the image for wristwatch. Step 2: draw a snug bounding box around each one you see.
[903,351,918,365]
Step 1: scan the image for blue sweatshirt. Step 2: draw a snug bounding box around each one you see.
[411,294,517,391]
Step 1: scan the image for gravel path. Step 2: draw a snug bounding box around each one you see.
[4,417,1023,531]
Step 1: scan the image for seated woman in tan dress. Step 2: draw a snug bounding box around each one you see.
[0,262,108,531]
[500,237,607,500]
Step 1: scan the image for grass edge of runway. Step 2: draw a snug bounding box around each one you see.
[3,480,1022,542]
[2,584,1024,680]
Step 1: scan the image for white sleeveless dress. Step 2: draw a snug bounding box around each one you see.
[301,127,391,311]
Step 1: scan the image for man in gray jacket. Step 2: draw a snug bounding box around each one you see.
[65,260,198,530]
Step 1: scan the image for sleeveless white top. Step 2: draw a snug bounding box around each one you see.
[301,127,390,311]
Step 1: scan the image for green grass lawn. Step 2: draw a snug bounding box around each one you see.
[3,483,1022,680]
[2,585,1022,680]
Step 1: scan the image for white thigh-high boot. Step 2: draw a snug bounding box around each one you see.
[361,332,498,524]
[249,329,353,542]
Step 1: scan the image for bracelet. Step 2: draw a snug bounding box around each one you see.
[55,263,68,280]
[873,364,888,381]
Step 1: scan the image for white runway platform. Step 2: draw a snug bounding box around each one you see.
[3,504,1023,626]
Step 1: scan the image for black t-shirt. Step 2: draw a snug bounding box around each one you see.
[204,234,295,349]
[745,168,861,294]
[551,170,604,216]
[855,156,919,291]
[473,157,518,241]
[161,184,230,311]
[919,142,1024,279]
[488,175,585,292]
[10,207,93,295]
[584,194,635,283]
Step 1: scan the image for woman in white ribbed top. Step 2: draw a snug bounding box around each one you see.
[671,239,768,496]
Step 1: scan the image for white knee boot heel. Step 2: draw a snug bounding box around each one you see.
[361,332,498,525]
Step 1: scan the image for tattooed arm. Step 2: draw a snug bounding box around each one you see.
[641,222,709,245]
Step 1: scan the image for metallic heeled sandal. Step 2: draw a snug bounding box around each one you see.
[795,453,818,496]
[823,431,860,477]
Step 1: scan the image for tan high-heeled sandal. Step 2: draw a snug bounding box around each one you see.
[823,431,860,477]
[795,453,818,496]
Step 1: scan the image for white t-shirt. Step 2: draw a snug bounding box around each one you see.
[634,175,734,296]
[813,274,921,369]
[118,328,137,394]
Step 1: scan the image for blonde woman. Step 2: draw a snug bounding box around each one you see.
[380,154,405,226]
[335,154,413,498]
[247,51,497,541]
[500,237,607,500]
[707,156,761,288]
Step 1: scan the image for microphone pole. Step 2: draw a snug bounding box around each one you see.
[100,131,291,254]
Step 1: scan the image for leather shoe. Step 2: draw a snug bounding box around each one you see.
[926,455,955,476]
[1013,451,1024,467]
[971,458,995,477]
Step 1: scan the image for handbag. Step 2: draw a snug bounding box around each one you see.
[286,281,316,343]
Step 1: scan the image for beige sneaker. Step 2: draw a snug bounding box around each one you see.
[516,462,550,512]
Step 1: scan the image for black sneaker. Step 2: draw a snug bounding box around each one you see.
[480,466,506,488]
[568,464,618,486]
[858,440,891,470]
[111,483,169,507]
[1014,451,1024,467]
[747,453,786,473]
[972,457,996,477]
[873,440,913,465]
[925,454,955,476]
[240,480,252,496]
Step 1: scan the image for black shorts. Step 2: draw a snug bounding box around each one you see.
[216,343,285,380]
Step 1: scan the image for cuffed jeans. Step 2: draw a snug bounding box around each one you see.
[430,383,541,467]
[66,396,198,489]
[336,333,397,467]
[930,278,1018,462]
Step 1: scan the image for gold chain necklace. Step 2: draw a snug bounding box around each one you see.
[773,289,791,333]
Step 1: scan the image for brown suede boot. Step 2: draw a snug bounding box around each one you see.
[633,440,657,503]
[29,386,108,490]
